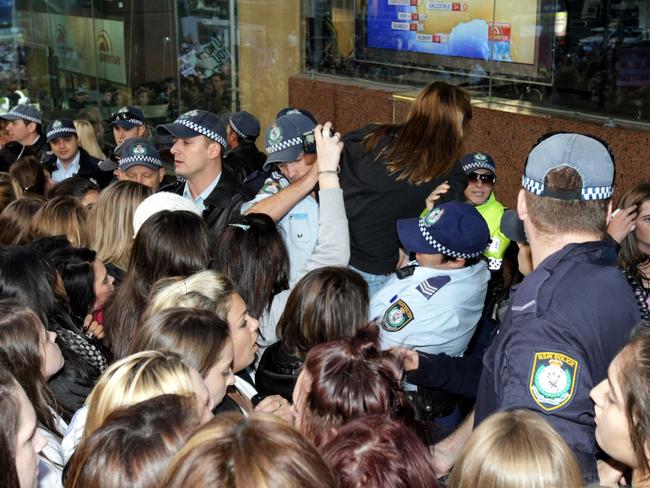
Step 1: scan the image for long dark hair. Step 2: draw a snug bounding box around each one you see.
[104,210,213,359]
[0,298,61,437]
[277,266,369,360]
[617,183,650,277]
[214,213,289,319]
[49,247,97,320]
[363,81,471,184]
[296,325,417,447]
[9,156,49,197]
[0,368,22,488]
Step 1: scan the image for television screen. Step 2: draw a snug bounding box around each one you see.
[359,0,553,81]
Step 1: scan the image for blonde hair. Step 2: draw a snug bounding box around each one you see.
[73,119,106,160]
[144,270,235,323]
[447,410,583,488]
[83,350,195,441]
[161,412,337,488]
[87,181,152,272]
[30,196,88,247]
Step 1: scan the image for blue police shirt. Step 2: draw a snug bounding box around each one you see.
[370,260,490,356]
[474,240,641,483]
[241,171,318,284]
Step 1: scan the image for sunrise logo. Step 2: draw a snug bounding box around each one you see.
[97,29,120,65]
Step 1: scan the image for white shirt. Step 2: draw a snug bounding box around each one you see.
[182,173,221,213]
[50,151,81,183]
[38,411,68,488]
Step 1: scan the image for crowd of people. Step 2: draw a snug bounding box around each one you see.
[0,79,648,488]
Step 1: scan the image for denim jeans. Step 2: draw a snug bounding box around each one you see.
[349,265,393,298]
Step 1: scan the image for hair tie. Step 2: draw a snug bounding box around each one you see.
[229,223,251,231]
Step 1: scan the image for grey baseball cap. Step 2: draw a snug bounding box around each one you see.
[263,112,315,170]
[522,133,615,201]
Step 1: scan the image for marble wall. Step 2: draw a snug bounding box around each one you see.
[289,75,650,209]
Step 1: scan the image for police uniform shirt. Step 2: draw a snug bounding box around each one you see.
[369,260,490,356]
[241,171,319,284]
[51,151,81,183]
[474,240,641,482]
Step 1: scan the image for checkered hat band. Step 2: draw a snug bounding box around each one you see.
[126,119,144,126]
[229,120,248,140]
[418,220,483,259]
[120,155,162,168]
[463,161,495,173]
[266,137,302,154]
[11,112,41,125]
[176,119,226,146]
[522,175,613,201]
[47,127,76,139]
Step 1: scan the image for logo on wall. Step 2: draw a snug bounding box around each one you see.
[97,29,120,65]
[54,24,73,57]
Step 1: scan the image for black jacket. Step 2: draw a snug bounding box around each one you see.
[223,142,267,183]
[339,125,467,275]
[41,147,113,189]
[0,135,49,171]
[255,341,301,402]
[165,167,254,236]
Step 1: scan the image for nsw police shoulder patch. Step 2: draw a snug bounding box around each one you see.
[382,299,414,332]
[529,351,579,412]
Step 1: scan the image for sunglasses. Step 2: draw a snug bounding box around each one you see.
[110,111,142,122]
[468,172,496,185]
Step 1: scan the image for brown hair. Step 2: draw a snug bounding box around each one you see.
[0,172,22,212]
[322,415,438,488]
[0,298,61,437]
[616,183,650,274]
[0,198,44,245]
[103,210,212,359]
[296,325,417,447]
[129,307,230,377]
[524,167,609,236]
[64,394,201,488]
[30,196,89,247]
[9,156,48,198]
[87,180,152,272]
[363,81,471,184]
[277,266,369,360]
[0,368,24,488]
[618,325,650,476]
[447,410,583,488]
[161,412,337,488]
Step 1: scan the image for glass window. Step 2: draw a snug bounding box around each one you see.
[305,0,650,126]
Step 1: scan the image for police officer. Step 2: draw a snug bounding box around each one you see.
[425,152,510,272]
[110,106,146,146]
[370,200,490,356]
[156,109,254,235]
[433,133,642,483]
[242,111,323,283]
[0,104,48,170]
[99,137,166,191]
[222,111,266,182]
[42,119,110,188]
